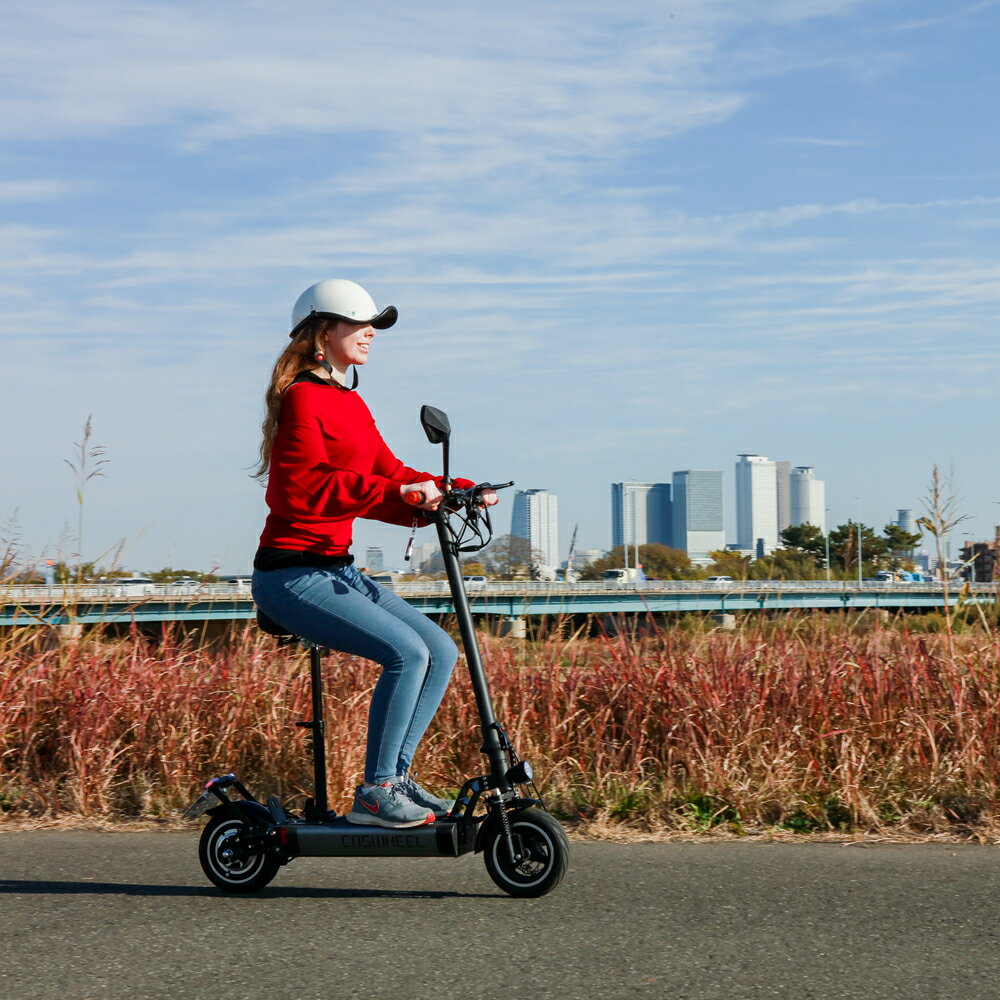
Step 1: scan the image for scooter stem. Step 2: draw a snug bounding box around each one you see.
[429,511,510,791]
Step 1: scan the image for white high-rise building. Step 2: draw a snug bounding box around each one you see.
[896,509,917,535]
[610,483,672,551]
[365,546,385,572]
[735,454,778,555]
[776,461,792,534]
[511,489,559,571]
[789,467,826,534]
[409,541,438,571]
[671,471,725,561]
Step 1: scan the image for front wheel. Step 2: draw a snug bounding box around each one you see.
[198,809,280,893]
[483,808,569,897]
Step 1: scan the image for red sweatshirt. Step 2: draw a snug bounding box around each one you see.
[259,375,469,557]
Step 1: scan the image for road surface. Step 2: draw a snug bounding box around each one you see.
[1,831,997,999]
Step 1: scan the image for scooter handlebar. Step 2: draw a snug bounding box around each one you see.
[404,481,512,510]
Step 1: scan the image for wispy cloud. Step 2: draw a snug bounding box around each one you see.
[778,136,873,147]
[0,179,76,201]
[890,0,1000,32]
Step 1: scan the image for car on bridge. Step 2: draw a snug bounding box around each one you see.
[111,577,155,597]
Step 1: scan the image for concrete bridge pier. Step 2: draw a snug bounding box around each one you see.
[499,616,527,639]
[713,613,737,630]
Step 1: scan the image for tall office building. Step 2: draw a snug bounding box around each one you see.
[365,546,384,572]
[611,483,672,552]
[789,467,826,533]
[511,489,560,570]
[735,455,778,555]
[671,471,725,561]
[409,541,438,571]
[894,508,920,559]
[775,461,791,534]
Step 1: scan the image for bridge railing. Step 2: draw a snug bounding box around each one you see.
[3,579,996,602]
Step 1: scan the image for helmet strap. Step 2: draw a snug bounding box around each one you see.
[314,352,358,391]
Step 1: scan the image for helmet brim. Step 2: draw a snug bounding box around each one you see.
[289,305,398,338]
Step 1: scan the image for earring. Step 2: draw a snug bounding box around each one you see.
[315,351,325,362]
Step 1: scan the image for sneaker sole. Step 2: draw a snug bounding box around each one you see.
[346,810,435,829]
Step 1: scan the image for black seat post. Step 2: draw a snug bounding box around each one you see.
[306,644,329,818]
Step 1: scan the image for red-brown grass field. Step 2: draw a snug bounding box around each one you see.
[1,610,998,839]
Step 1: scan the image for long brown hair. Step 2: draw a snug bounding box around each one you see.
[254,318,330,481]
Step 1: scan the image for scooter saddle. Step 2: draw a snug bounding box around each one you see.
[256,610,294,638]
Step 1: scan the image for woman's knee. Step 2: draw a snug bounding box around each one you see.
[383,629,433,676]
[426,631,459,675]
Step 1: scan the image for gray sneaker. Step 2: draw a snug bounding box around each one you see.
[347,781,434,828]
[398,771,455,818]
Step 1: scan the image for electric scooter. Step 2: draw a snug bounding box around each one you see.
[185,404,570,898]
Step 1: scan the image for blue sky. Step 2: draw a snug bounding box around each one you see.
[2,0,998,574]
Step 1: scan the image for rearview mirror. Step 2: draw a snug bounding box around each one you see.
[420,405,451,444]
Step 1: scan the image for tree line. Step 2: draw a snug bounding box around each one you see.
[450,521,923,582]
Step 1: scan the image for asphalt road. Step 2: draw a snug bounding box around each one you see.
[1,831,997,1000]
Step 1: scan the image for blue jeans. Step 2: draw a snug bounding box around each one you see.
[251,564,458,785]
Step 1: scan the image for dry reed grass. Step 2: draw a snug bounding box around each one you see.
[1,614,998,840]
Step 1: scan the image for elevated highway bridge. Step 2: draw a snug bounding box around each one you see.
[2,579,993,630]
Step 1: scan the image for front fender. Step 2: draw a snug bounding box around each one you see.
[473,798,544,854]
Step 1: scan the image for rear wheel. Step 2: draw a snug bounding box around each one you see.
[483,808,569,897]
[198,809,280,893]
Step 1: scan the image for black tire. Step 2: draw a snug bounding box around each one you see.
[198,809,280,893]
[483,807,569,898]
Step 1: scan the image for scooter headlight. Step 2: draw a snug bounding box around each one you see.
[506,760,534,785]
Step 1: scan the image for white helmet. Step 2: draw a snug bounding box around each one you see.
[289,279,398,338]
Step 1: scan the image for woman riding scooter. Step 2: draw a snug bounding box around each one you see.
[251,279,497,830]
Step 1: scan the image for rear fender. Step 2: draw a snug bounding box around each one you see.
[207,799,272,828]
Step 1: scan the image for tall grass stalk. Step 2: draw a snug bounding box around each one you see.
[1,616,997,836]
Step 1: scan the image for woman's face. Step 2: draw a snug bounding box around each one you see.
[323,320,375,370]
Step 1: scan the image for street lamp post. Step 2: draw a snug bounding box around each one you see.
[824,507,831,581]
[855,497,863,586]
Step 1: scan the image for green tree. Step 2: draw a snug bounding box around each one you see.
[779,523,827,566]
[54,560,102,583]
[753,548,826,580]
[827,521,888,576]
[706,550,751,579]
[148,568,219,583]
[882,523,921,568]
[579,544,693,581]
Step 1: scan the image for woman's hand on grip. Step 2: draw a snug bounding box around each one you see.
[401,480,444,510]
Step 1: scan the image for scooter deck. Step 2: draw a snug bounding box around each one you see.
[284,815,474,858]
